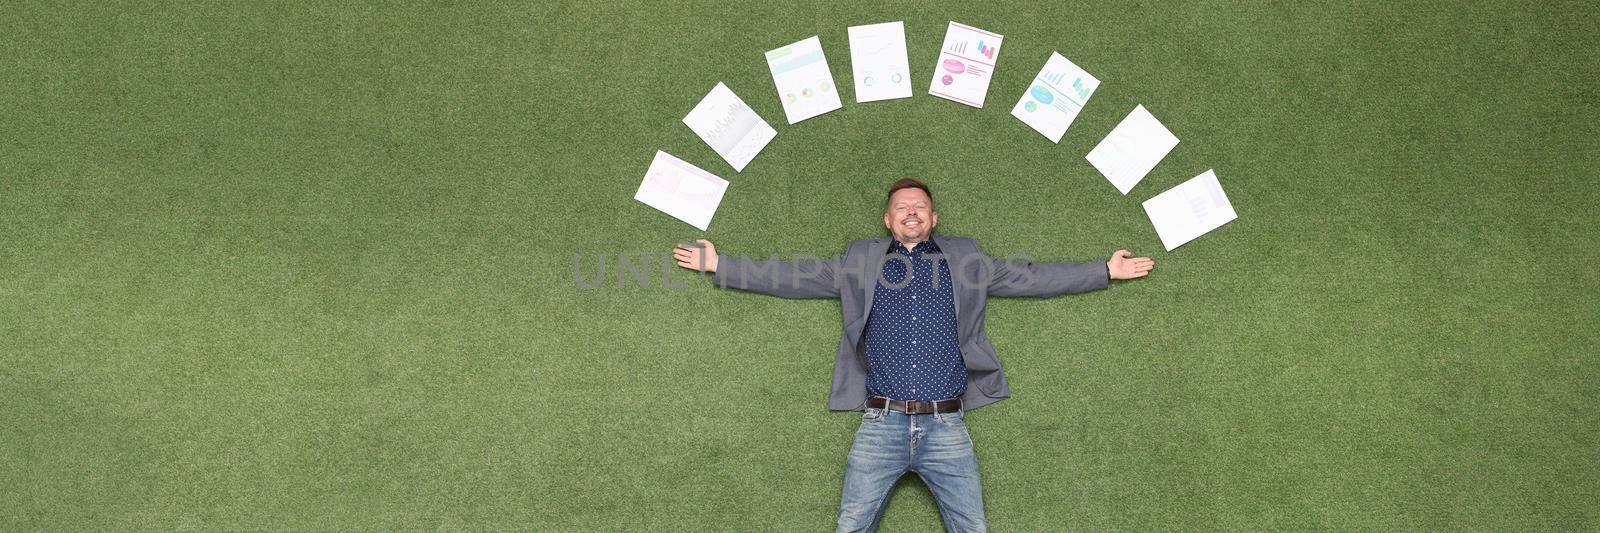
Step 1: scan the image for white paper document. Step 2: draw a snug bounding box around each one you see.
[928,21,1003,108]
[634,151,729,231]
[1142,169,1237,251]
[1011,52,1099,143]
[1086,105,1180,195]
[682,83,776,173]
[848,21,912,103]
[765,36,843,124]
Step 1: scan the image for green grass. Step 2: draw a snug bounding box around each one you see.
[2,0,1597,530]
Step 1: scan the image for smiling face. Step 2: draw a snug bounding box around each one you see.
[884,186,937,245]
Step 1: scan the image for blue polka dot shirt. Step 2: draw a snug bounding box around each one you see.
[863,239,965,401]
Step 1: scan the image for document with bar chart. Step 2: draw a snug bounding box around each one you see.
[765,36,843,124]
[682,82,776,172]
[634,151,729,231]
[847,21,912,103]
[928,22,1003,108]
[1011,52,1099,143]
[1142,169,1237,251]
[1086,105,1180,195]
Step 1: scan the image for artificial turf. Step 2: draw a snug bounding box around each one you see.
[2,1,1597,530]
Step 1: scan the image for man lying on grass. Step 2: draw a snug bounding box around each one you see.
[672,178,1154,532]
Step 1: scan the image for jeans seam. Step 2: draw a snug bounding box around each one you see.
[917,471,957,532]
[860,473,897,530]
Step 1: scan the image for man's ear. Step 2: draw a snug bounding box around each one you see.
[930,211,939,229]
[884,211,893,230]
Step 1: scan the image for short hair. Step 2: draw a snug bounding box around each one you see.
[886,178,932,209]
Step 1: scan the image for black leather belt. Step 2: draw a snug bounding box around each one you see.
[867,396,962,415]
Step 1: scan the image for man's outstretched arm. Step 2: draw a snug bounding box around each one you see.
[986,248,1154,298]
[672,240,842,299]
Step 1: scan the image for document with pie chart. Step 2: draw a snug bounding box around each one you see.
[682,82,776,172]
[1011,52,1099,143]
[765,36,843,124]
[928,21,1003,108]
[1086,104,1180,195]
[634,151,729,231]
[847,21,912,103]
[1142,169,1237,251]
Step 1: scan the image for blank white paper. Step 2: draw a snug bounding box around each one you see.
[1142,169,1237,251]
[1086,105,1180,195]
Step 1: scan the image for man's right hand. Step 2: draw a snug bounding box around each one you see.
[673,239,718,273]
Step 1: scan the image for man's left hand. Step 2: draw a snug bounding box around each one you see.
[1107,249,1154,280]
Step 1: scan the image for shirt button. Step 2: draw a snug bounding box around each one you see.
[911,316,917,321]
[911,295,917,299]
[912,364,917,369]
[911,340,917,346]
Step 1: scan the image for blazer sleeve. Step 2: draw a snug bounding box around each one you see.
[710,253,843,299]
[983,251,1110,298]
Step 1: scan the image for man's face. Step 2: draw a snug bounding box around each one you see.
[884,187,937,244]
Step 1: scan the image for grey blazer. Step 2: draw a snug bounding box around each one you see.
[711,234,1109,411]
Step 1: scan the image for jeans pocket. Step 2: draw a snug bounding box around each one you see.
[933,410,966,428]
[862,407,886,423]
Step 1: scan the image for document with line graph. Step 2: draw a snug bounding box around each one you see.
[1142,169,1237,251]
[1011,52,1099,143]
[848,21,912,103]
[682,82,776,172]
[634,151,729,231]
[765,36,843,124]
[928,21,1003,108]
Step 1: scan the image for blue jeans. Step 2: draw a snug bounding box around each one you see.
[836,406,986,532]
